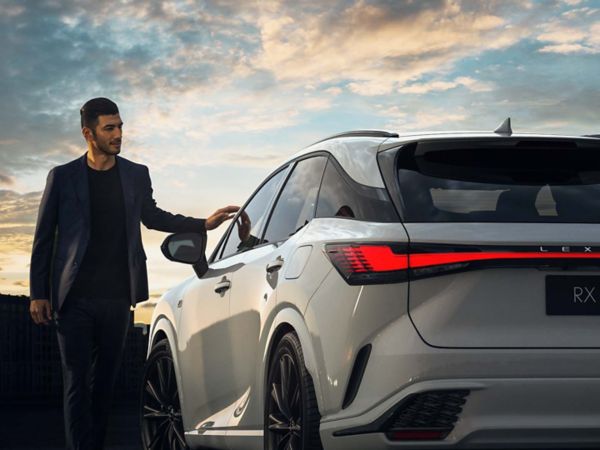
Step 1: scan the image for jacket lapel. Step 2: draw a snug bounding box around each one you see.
[117,155,135,234]
[72,153,90,227]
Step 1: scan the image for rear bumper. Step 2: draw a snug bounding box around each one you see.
[319,316,600,449]
[321,377,600,449]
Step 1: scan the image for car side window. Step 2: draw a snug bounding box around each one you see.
[220,168,288,259]
[316,157,399,222]
[262,156,327,244]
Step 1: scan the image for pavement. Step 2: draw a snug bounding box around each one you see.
[0,402,141,449]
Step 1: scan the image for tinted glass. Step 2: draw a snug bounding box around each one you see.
[316,158,398,222]
[396,140,600,222]
[220,169,287,258]
[263,156,327,244]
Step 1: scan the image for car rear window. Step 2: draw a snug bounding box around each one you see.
[396,139,600,223]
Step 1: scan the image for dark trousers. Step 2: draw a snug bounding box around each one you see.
[55,296,131,450]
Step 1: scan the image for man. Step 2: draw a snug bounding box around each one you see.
[29,97,238,450]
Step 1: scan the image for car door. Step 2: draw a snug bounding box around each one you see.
[224,155,328,438]
[176,167,290,435]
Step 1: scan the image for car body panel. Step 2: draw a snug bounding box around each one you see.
[301,219,410,415]
[176,259,234,434]
[221,242,280,429]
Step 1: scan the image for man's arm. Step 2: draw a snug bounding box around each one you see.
[140,166,239,233]
[140,165,206,233]
[29,168,59,325]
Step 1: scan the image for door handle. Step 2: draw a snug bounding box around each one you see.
[266,256,284,274]
[214,278,231,294]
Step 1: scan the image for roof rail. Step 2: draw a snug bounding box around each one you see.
[583,134,600,138]
[311,130,399,146]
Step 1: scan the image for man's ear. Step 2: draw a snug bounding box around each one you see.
[82,127,93,142]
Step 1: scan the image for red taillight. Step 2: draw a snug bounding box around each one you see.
[410,251,600,268]
[326,245,408,274]
[325,244,409,285]
[325,243,600,285]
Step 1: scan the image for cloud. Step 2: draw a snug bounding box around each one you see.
[0,4,24,18]
[0,172,15,186]
[324,86,343,96]
[398,76,494,94]
[348,80,397,96]
[461,71,600,135]
[385,108,468,130]
[0,190,39,294]
[0,0,260,176]
[0,232,33,296]
[398,80,460,94]
[539,43,598,54]
[251,0,526,95]
[376,103,467,131]
[112,85,339,171]
[215,151,286,168]
[538,28,587,44]
[0,190,41,225]
[535,12,600,54]
[561,7,599,19]
[0,0,597,185]
[0,230,34,254]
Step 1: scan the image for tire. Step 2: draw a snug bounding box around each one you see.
[265,332,323,450]
[140,339,189,450]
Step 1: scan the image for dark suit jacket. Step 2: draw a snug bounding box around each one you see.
[30,153,205,311]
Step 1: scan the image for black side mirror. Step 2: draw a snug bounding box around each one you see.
[160,232,208,278]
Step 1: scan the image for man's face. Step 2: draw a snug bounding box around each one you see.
[87,114,123,155]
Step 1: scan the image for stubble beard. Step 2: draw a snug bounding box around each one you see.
[94,140,121,156]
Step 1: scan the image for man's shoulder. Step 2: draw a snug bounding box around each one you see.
[117,155,148,173]
[51,154,149,177]
[50,154,84,177]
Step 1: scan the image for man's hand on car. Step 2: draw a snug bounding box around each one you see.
[205,205,240,230]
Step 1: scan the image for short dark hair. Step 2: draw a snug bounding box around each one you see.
[80,97,119,130]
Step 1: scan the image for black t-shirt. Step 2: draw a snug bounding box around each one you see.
[67,161,130,300]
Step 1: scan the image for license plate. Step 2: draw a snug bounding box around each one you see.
[546,276,600,315]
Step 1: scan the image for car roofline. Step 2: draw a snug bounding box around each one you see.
[304,129,600,150]
[277,130,600,189]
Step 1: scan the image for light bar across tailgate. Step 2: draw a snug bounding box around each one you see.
[325,243,600,285]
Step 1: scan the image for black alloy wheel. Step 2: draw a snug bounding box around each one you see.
[140,339,188,450]
[265,332,323,450]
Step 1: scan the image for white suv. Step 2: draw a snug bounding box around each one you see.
[142,125,600,450]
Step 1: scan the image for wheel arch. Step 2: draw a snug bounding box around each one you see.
[147,315,188,425]
[262,307,324,414]
[150,328,168,352]
[147,315,178,357]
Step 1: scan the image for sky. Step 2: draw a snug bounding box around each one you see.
[1,0,599,302]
